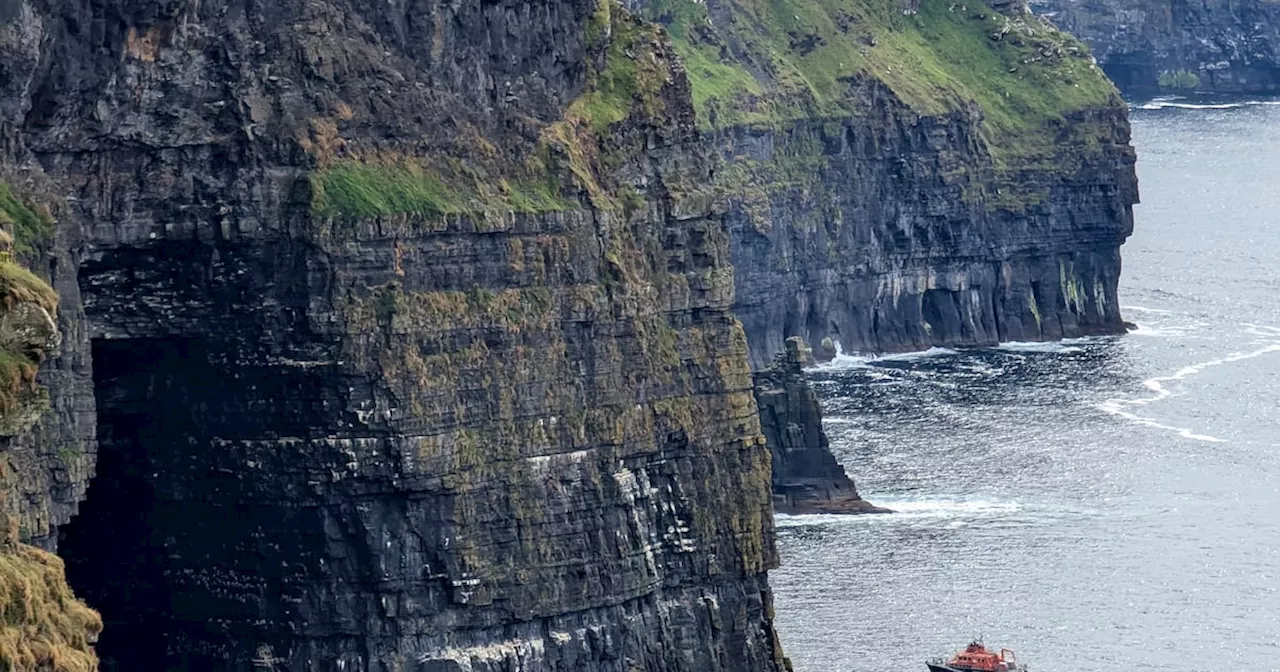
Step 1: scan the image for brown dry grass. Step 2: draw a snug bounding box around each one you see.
[0,544,102,672]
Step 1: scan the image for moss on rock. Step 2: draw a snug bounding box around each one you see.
[0,185,54,258]
[645,0,1118,145]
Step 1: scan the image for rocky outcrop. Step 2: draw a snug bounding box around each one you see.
[5,0,784,670]
[637,0,1139,367]
[755,338,887,515]
[1033,0,1280,95]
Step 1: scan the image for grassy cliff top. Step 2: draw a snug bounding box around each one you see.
[645,0,1117,135]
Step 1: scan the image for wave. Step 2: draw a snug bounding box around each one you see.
[1121,305,1176,315]
[872,497,1024,515]
[1121,306,1206,338]
[813,343,959,370]
[773,498,1025,528]
[1126,323,1186,338]
[1134,100,1280,111]
[995,340,1083,354]
[1097,335,1280,443]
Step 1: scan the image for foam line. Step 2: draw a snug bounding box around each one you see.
[1134,100,1280,111]
[1097,338,1280,443]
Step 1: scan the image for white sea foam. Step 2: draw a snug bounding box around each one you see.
[1135,100,1280,111]
[1097,331,1280,443]
[812,342,959,370]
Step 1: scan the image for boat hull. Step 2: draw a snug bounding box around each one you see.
[926,660,1013,665]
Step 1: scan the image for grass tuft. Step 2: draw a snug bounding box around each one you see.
[0,263,59,314]
[0,544,102,672]
[0,185,54,258]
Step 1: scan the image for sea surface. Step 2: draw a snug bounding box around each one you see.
[770,98,1280,671]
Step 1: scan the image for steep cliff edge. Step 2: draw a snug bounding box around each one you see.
[636,0,1139,367]
[0,182,101,671]
[1033,0,1280,95]
[7,0,783,669]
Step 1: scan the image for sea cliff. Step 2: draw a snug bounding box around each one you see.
[635,0,1139,366]
[1034,0,1280,95]
[5,1,782,669]
[0,0,1135,669]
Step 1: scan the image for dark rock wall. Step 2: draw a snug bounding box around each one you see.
[1034,0,1280,94]
[723,103,1138,368]
[0,0,99,553]
[5,0,785,669]
[0,0,1143,667]
[626,0,1140,368]
[755,338,887,515]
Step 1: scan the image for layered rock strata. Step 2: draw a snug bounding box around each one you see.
[636,0,1140,367]
[755,338,887,515]
[7,0,784,669]
[1033,0,1280,95]
[0,0,1140,668]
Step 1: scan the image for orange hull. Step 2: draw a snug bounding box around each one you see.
[925,641,1023,672]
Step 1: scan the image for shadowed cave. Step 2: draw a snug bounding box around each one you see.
[56,242,355,669]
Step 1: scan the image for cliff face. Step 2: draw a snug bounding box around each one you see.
[0,0,1139,667]
[5,0,783,669]
[636,0,1139,367]
[1033,0,1280,95]
[0,179,101,667]
[755,338,887,515]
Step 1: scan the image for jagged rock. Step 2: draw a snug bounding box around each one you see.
[0,302,60,363]
[755,338,889,515]
[1033,0,1280,94]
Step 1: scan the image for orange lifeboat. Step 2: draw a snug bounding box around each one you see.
[925,640,1024,672]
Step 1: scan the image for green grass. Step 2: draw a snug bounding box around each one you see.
[0,263,59,314]
[310,162,577,220]
[311,164,465,219]
[643,0,1116,138]
[568,8,671,133]
[0,185,54,257]
[1158,69,1201,90]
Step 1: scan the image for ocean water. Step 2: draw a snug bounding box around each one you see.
[770,100,1280,671]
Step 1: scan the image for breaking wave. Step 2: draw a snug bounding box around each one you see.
[1135,99,1280,111]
